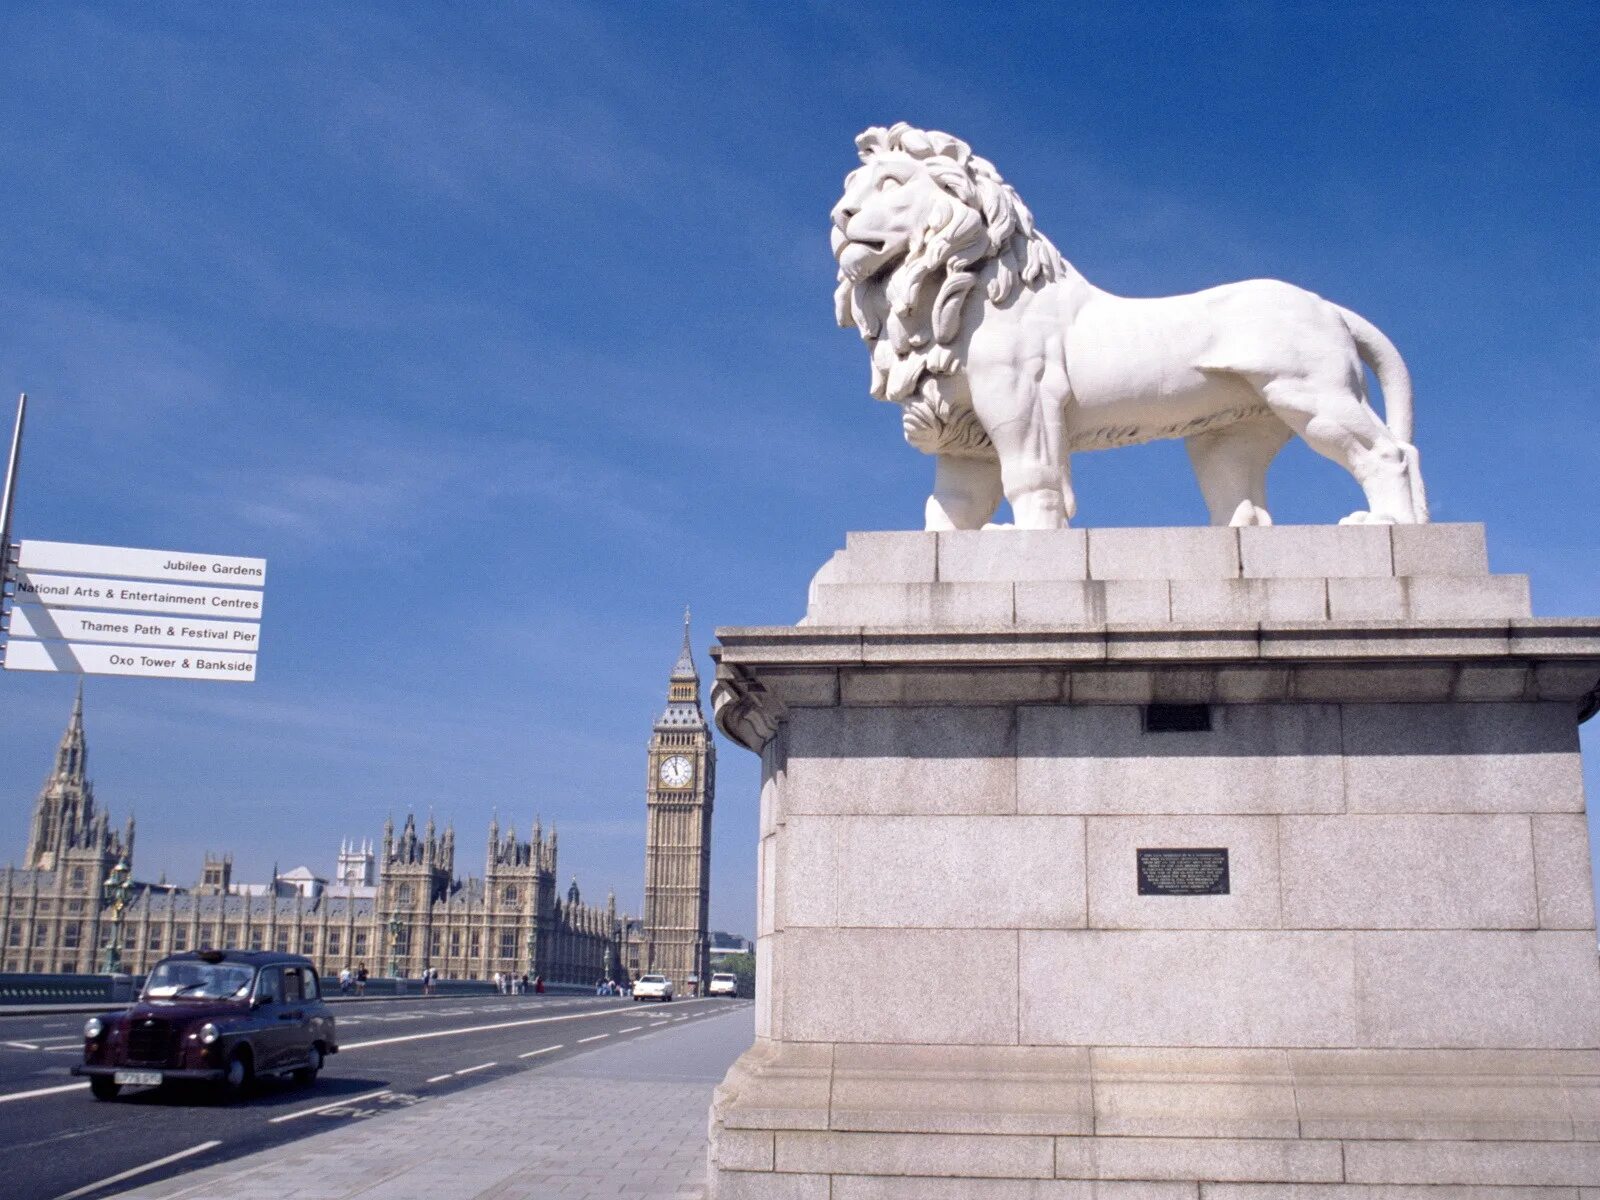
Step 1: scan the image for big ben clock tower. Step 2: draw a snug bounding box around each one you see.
[641,609,716,992]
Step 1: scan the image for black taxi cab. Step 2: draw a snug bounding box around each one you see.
[72,949,338,1100]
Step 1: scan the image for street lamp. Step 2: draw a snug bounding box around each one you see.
[101,858,132,974]
[388,916,404,979]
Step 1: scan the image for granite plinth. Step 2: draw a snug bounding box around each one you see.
[708,525,1600,1196]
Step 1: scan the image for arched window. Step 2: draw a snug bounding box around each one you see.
[503,885,518,904]
[397,883,413,904]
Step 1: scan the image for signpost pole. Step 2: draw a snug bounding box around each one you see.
[0,393,26,666]
[0,393,26,570]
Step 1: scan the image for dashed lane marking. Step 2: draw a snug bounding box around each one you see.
[426,1074,453,1083]
[454,1061,496,1075]
[619,1026,643,1033]
[518,1045,562,1058]
[270,1088,394,1124]
[576,1034,608,1044]
[50,1138,221,1200]
[0,1081,88,1104]
[3,1040,40,1049]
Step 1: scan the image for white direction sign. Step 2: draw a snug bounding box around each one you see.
[8,605,261,651]
[15,540,266,586]
[12,571,265,619]
[3,639,256,682]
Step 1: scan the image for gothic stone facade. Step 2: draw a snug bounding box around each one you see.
[3,694,624,984]
[640,615,716,992]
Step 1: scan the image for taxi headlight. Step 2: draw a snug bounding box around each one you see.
[198,1022,220,1045]
[83,1017,104,1039]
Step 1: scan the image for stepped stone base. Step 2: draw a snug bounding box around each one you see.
[707,524,1600,1196]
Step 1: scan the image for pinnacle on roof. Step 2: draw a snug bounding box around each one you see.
[671,605,698,681]
[657,606,707,729]
[52,679,88,783]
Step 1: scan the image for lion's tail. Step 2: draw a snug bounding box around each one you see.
[1335,303,1428,523]
[1335,304,1413,444]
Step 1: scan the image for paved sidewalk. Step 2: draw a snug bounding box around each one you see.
[114,1005,755,1200]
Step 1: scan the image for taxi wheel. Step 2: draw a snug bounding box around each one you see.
[215,1049,253,1103]
[293,1044,323,1087]
[89,1076,121,1101]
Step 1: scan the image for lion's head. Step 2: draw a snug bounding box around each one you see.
[832,123,1062,455]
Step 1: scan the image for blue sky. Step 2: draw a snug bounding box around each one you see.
[0,3,1596,938]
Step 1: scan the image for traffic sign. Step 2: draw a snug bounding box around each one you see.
[3,639,256,681]
[14,540,266,586]
[8,605,261,651]
[12,571,264,619]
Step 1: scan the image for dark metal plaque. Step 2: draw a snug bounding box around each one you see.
[1137,848,1229,895]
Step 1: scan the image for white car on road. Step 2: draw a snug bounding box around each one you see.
[707,972,738,997]
[633,974,673,1002]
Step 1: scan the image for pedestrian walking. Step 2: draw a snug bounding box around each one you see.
[355,963,368,996]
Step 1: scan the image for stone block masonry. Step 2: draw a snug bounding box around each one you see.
[707,523,1600,1195]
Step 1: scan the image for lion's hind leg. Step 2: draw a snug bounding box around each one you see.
[1257,378,1423,525]
[1186,415,1291,527]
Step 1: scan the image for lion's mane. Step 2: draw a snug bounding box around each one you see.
[835,122,1065,457]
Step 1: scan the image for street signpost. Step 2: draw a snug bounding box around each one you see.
[3,639,257,681]
[14,539,266,585]
[0,395,267,682]
[12,570,265,618]
[3,553,265,681]
[7,605,261,651]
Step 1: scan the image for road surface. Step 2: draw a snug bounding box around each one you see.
[0,990,747,1200]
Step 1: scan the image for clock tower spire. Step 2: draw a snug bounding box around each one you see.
[641,607,716,993]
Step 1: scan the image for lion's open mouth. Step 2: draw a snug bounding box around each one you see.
[836,239,890,276]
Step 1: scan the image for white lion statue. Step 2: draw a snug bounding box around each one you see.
[832,123,1428,529]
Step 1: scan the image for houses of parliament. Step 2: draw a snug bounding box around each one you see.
[0,620,716,991]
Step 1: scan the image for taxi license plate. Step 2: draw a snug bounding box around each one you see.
[113,1070,163,1087]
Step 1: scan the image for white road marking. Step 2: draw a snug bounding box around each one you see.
[518,1045,562,1058]
[3,1040,40,1049]
[454,1061,496,1075]
[426,1074,453,1083]
[338,1000,716,1051]
[50,1139,221,1200]
[269,1088,394,1124]
[577,1034,608,1044]
[0,1081,88,1104]
[619,1026,643,1033]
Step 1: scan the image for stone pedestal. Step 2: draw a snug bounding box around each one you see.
[706,523,1600,1197]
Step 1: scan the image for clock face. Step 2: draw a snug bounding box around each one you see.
[658,755,694,788]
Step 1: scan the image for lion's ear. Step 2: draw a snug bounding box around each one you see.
[927,162,976,209]
[897,127,934,158]
[856,126,891,160]
[926,130,970,165]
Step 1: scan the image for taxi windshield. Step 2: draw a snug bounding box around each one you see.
[142,959,256,1000]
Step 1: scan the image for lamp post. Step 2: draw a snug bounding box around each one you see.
[388,916,403,979]
[101,858,132,974]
